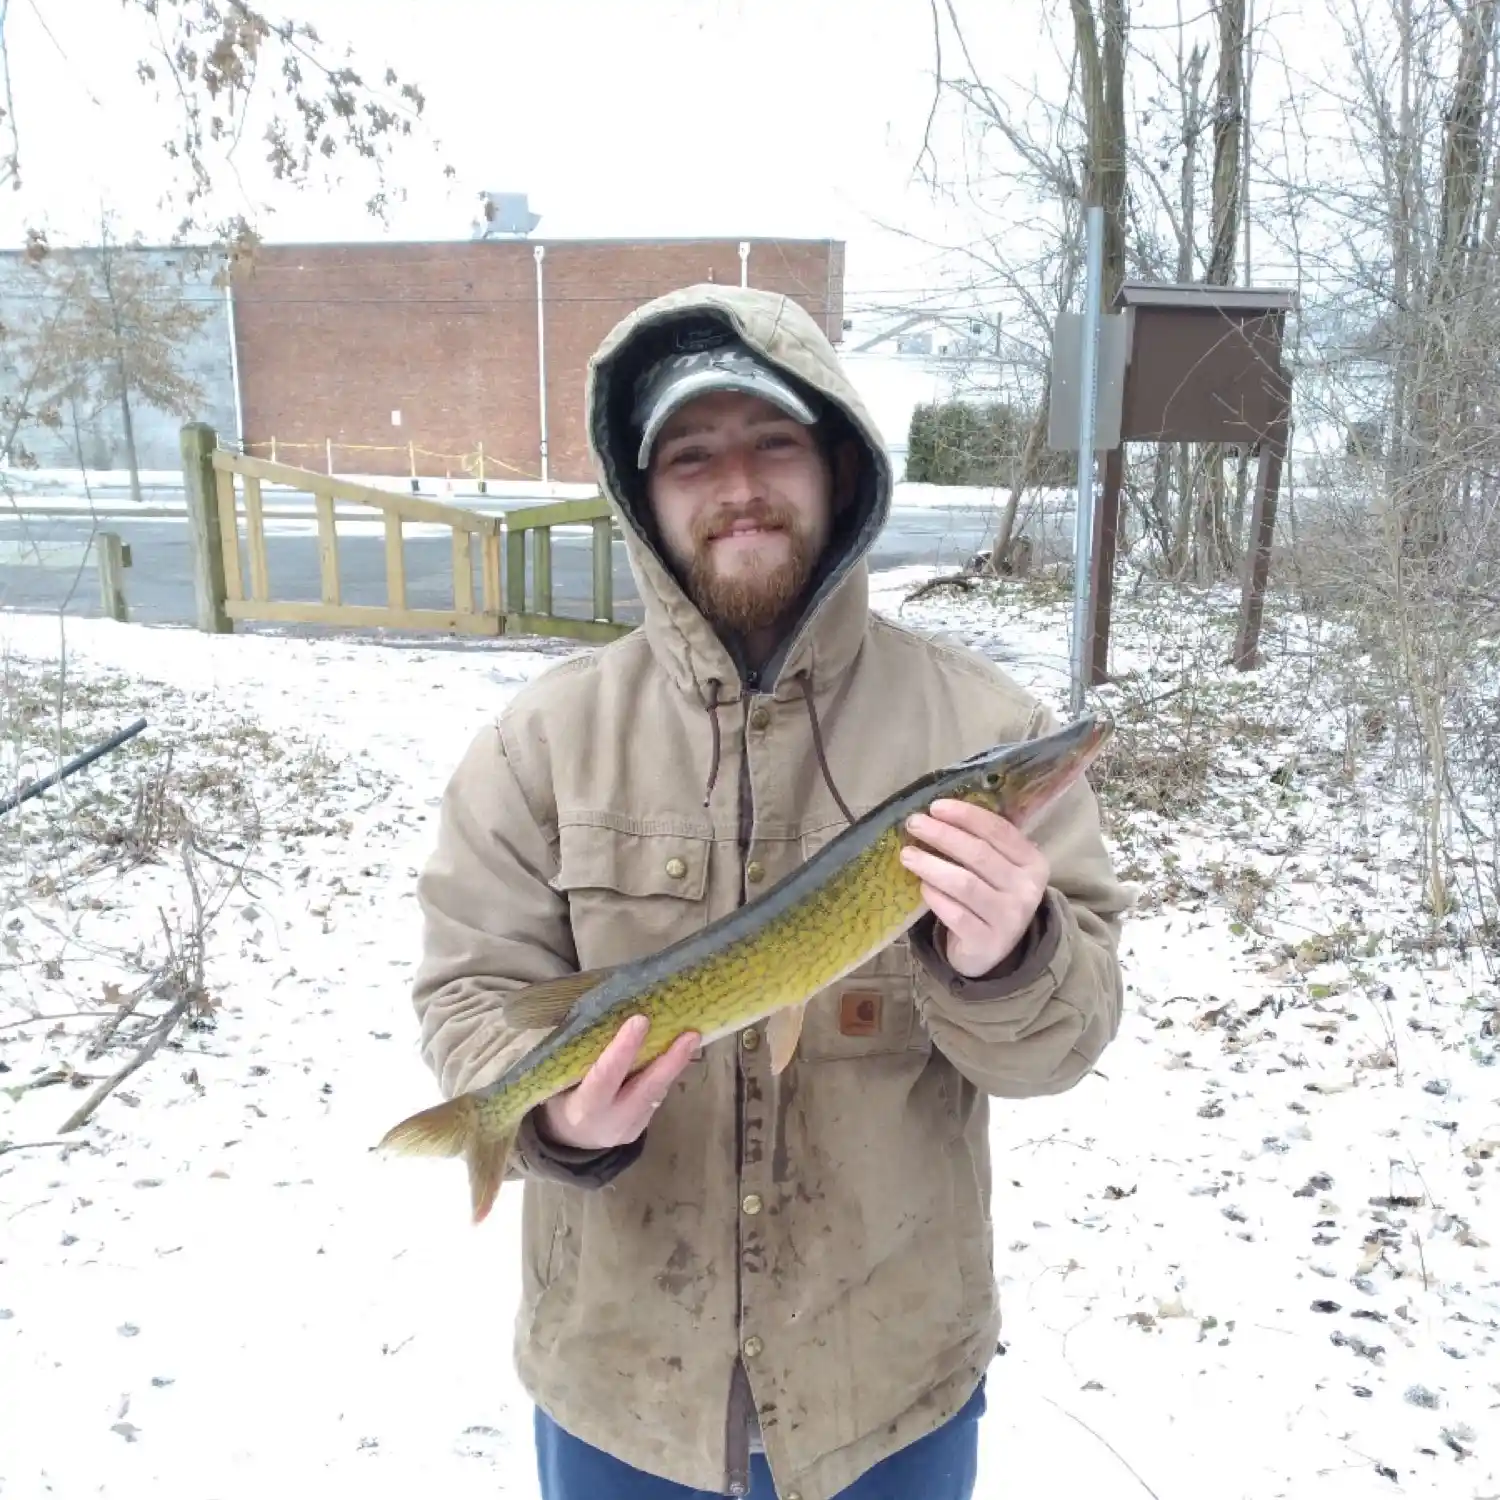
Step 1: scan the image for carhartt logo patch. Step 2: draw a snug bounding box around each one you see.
[840,991,882,1037]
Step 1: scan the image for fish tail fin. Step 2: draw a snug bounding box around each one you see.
[377,1095,516,1225]
[378,1094,477,1157]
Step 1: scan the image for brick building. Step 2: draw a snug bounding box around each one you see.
[229,237,846,484]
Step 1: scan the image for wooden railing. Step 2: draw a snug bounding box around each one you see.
[503,497,619,641]
[181,424,631,644]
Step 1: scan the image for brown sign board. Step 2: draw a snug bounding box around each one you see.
[1115,281,1296,447]
[1052,278,1299,682]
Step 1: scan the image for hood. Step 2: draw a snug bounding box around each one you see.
[585,284,892,701]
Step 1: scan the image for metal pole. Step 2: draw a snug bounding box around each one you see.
[0,718,148,817]
[1070,206,1105,716]
[223,259,245,453]
[534,245,550,484]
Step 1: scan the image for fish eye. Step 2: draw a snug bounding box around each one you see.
[983,771,1001,789]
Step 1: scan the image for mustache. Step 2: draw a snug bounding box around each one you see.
[692,501,800,543]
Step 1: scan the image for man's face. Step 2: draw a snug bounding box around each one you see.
[645,389,834,635]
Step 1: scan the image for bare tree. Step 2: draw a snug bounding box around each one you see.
[1192,0,1248,578]
[913,0,1276,579]
[0,1,445,241]
[26,216,214,500]
[1129,17,1208,563]
[1262,0,1500,929]
[1069,0,1131,308]
[903,2,1093,570]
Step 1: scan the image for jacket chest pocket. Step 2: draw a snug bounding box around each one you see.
[792,937,931,1062]
[551,820,713,970]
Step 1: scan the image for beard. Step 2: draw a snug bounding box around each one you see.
[680,500,819,634]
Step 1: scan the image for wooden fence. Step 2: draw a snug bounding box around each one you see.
[182,424,632,644]
[0,528,132,621]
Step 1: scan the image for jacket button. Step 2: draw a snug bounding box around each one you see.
[749,705,770,730]
[741,1193,763,1216]
[742,1335,763,1359]
[665,856,687,880]
[785,1492,803,1500]
[746,860,765,884]
[741,1028,760,1051]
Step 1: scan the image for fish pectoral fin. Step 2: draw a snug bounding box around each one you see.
[766,1002,807,1075]
[377,1095,515,1226]
[465,1123,517,1226]
[501,967,616,1031]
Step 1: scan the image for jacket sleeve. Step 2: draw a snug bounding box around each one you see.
[408,719,641,1188]
[908,697,1133,1097]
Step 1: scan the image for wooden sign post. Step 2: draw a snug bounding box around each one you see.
[1059,279,1297,680]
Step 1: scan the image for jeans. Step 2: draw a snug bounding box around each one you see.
[534,1377,986,1499]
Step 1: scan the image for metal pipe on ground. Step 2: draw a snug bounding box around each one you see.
[0,718,150,817]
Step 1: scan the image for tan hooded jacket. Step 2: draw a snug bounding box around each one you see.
[408,284,1133,1499]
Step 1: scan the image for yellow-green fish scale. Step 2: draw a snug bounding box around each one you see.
[477,823,930,1136]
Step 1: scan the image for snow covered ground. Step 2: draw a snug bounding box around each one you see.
[0,570,1496,1500]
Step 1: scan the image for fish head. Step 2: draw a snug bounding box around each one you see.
[931,713,1113,832]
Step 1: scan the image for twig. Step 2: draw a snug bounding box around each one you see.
[86,978,151,1060]
[0,1010,120,1032]
[1040,1395,1162,1500]
[0,1137,74,1155]
[56,990,192,1134]
[1410,1228,1431,1293]
[905,572,982,603]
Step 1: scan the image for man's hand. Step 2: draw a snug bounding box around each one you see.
[535,1014,701,1152]
[900,799,1050,979]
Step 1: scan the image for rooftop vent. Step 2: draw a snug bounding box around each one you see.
[472,191,542,239]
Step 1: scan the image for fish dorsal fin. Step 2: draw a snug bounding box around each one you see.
[502,967,615,1031]
[765,1002,807,1075]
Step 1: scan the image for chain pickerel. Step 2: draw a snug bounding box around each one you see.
[378,711,1112,1222]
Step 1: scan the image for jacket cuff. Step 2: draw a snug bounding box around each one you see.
[910,889,1064,1002]
[514,1108,646,1189]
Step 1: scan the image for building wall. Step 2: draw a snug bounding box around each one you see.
[0,248,238,472]
[229,237,845,483]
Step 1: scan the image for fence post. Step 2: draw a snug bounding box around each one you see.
[591,516,614,624]
[96,531,128,623]
[180,423,233,633]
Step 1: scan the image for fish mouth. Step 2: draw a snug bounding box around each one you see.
[968,712,1113,828]
[1009,712,1111,776]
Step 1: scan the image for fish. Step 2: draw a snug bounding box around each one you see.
[377,710,1113,1223]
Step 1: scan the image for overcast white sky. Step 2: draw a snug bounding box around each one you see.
[2,0,1064,298]
[2,0,1339,310]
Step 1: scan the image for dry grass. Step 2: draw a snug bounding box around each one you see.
[1,643,388,1132]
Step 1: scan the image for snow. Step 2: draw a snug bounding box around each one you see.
[1,570,1496,1500]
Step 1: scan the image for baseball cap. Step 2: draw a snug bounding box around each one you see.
[630,323,818,469]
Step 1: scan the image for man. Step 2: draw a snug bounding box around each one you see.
[409,284,1132,1500]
